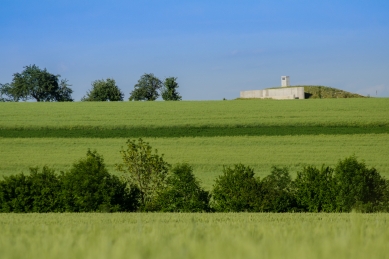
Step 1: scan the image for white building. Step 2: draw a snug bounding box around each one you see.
[281,76,290,87]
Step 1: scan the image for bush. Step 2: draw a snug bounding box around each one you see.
[0,166,62,212]
[116,138,170,211]
[259,166,296,212]
[61,150,139,212]
[155,163,210,212]
[294,165,337,212]
[334,156,387,212]
[212,164,260,212]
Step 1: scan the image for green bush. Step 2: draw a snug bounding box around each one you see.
[294,165,337,212]
[334,156,387,212]
[60,150,139,212]
[212,164,260,212]
[0,166,62,212]
[155,163,210,212]
[259,166,296,212]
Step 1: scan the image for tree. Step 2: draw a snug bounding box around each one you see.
[0,83,18,102]
[82,78,124,101]
[161,77,182,101]
[212,164,260,212]
[61,150,138,212]
[155,163,210,212]
[116,138,171,210]
[1,65,73,102]
[334,156,387,212]
[129,73,162,101]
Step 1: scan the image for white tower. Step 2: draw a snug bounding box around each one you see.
[281,76,290,87]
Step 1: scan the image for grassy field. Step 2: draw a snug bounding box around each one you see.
[1,213,388,259]
[1,134,389,188]
[1,98,389,187]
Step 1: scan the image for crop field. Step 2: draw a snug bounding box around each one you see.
[1,98,389,258]
[1,213,389,259]
[1,99,389,186]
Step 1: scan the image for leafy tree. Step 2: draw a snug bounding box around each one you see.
[129,73,162,101]
[1,65,73,102]
[294,165,337,212]
[161,77,182,101]
[0,166,62,212]
[61,150,138,212]
[212,164,260,212]
[259,166,296,212]
[0,83,18,102]
[155,163,210,212]
[334,156,387,212]
[116,138,171,210]
[82,78,124,101]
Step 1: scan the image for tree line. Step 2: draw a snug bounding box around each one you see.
[0,65,182,102]
[1,138,388,213]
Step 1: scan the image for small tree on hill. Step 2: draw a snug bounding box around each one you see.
[129,73,162,101]
[82,78,124,101]
[116,138,171,210]
[161,77,182,101]
[0,65,73,102]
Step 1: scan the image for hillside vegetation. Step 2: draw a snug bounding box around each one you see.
[301,85,365,99]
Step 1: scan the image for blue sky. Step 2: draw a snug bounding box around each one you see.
[1,0,388,100]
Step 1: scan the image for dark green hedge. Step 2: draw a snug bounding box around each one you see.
[1,154,388,213]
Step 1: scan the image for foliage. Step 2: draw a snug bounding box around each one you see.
[0,65,73,102]
[155,163,210,212]
[300,85,365,99]
[161,77,182,101]
[294,165,337,212]
[0,166,62,212]
[82,78,124,101]
[334,156,388,212]
[116,138,170,210]
[259,166,297,212]
[212,164,260,212]
[61,150,138,212]
[0,83,18,102]
[129,73,162,101]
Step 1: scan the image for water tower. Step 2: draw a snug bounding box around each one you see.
[281,76,290,87]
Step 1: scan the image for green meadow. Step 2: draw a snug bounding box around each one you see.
[1,98,389,187]
[1,98,389,258]
[1,213,389,259]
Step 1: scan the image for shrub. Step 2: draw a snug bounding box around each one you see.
[116,138,170,211]
[0,166,62,212]
[259,166,296,212]
[212,164,260,212]
[334,156,387,212]
[61,150,138,212]
[294,165,337,212]
[155,163,210,212]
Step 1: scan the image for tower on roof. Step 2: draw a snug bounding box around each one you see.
[281,76,290,87]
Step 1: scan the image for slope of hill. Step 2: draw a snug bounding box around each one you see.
[282,85,365,99]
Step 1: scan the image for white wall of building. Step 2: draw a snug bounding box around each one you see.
[240,86,304,99]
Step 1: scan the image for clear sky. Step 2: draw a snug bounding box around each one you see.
[1,0,388,100]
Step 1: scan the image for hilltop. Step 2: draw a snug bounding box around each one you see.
[267,85,365,99]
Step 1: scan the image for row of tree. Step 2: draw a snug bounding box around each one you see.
[0,65,182,102]
[1,139,388,213]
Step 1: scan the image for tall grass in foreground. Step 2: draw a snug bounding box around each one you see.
[0,213,388,259]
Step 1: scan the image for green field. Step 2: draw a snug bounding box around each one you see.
[1,98,389,187]
[1,99,389,258]
[1,213,388,259]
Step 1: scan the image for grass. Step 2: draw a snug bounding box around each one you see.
[1,98,389,188]
[1,99,388,131]
[1,134,388,189]
[1,213,388,259]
